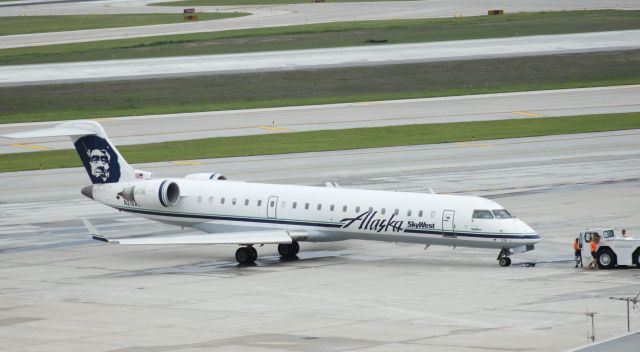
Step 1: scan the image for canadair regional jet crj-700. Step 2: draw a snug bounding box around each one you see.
[7,121,541,266]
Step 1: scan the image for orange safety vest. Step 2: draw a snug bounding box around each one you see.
[590,241,596,252]
[573,242,579,251]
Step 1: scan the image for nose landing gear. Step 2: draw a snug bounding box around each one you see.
[497,248,512,267]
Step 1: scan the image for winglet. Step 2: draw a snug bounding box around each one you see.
[91,235,119,244]
[82,218,100,236]
[83,218,118,244]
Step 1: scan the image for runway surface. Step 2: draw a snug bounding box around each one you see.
[1,129,639,351]
[3,30,639,86]
[2,85,639,154]
[1,0,639,48]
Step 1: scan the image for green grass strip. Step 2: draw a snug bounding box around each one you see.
[2,112,639,173]
[2,49,639,124]
[1,10,639,65]
[0,13,248,36]
[154,0,412,5]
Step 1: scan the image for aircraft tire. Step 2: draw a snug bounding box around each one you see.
[278,244,290,256]
[235,247,255,264]
[278,241,300,257]
[248,246,258,262]
[499,257,511,267]
[290,241,300,255]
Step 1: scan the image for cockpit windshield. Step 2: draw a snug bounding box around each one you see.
[472,210,494,219]
[492,209,513,219]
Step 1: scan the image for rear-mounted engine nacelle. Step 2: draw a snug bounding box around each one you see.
[185,173,227,181]
[120,179,181,208]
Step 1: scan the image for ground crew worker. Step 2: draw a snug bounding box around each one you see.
[622,229,627,237]
[573,238,582,268]
[588,235,599,268]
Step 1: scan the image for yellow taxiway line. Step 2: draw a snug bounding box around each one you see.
[10,143,50,151]
[257,125,291,132]
[172,161,205,166]
[457,142,495,148]
[511,111,545,117]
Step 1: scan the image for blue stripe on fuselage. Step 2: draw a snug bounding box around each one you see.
[113,206,541,240]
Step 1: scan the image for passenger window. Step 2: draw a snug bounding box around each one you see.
[473,210,494,219]
[293,202,297,209]
[257,200,262,207]
[244,199,249,206]
[419,210,423,217]
[221,197,225,204]
[381,208,386,215]
[270,200,275,207]
[317,204,322,210]
[407,209,412,216]
[393,209,399,215]
[368,207,373,213]
[305,203,309,210]
[355,206,360,213]
[330,204,335,211]
[232,198,237,205]
[342,205,347,212]
[604,230,614,238]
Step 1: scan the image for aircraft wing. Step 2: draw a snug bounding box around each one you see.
[84,219,294,245]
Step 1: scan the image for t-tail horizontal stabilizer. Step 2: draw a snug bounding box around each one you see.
[4,121,151,184]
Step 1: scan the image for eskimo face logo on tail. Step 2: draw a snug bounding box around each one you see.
[74,135,121,184]
[88,148,110,182]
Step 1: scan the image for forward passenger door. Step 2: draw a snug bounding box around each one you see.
[442,210,455,235]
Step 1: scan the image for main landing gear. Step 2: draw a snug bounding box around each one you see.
[234,241,300,265]
[497,248,512,267]
[278,241,300,258]
[235,245,258,265]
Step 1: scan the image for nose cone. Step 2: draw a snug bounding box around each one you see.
[518,219,543,241]
[81,185,93,199]
[518,219,534,233]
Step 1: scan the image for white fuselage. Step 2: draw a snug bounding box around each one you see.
[91,179,541,250]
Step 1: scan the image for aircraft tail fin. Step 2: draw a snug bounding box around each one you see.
[5,121,149,184]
